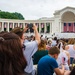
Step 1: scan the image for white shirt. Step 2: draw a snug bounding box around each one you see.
[23,41,38,73]
[57,51,69,70]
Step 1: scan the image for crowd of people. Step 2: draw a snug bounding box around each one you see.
[0,24,75,75]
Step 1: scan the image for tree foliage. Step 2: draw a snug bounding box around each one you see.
[0,10,24,20]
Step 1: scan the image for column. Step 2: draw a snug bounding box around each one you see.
[39,23,41,33]
[50,23,52,34]
[12,22,14,29]
[0,22,2,32]
[18,23,19,27]
[7,22,9,32]
[44,23,46,33]
[2,22,4,31]
[23,23,25,29]
[59,22,61,32]
[61,22,63,32]
[72,23,74,32]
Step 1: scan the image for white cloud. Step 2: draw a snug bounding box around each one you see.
[0,0,75,20]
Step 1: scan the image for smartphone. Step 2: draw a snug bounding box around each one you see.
[27,23,34,33]
[27,23,33,29]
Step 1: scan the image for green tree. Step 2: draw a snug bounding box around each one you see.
[0,10,25,20]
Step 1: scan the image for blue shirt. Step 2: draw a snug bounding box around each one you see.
[37,55,58,75]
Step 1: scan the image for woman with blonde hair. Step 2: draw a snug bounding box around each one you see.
[38,39,46,50]
[65,38,75,64]
[33,39,48,65]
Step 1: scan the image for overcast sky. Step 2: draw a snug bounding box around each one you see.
[0,0,75,20]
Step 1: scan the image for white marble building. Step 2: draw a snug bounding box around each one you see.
[0,6,75,38]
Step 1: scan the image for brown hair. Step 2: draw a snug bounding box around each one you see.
[48,46,60,55]
[0,32,27,75]
[10,27,24,39]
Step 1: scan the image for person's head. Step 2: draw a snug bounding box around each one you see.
[48,40,52,45]
[38,39,46,50]
[48,46,60,59]
[30,35,35,41]
[68,38,75,44]
[54,37,57,40]
[0,32,27,75]
[57,40,66,50]
[10,27,25,44]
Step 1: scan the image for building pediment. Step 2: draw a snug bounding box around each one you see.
[54,6,75,15]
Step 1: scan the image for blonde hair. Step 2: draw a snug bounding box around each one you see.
[38,39,46,50]
[68,38,75,44]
